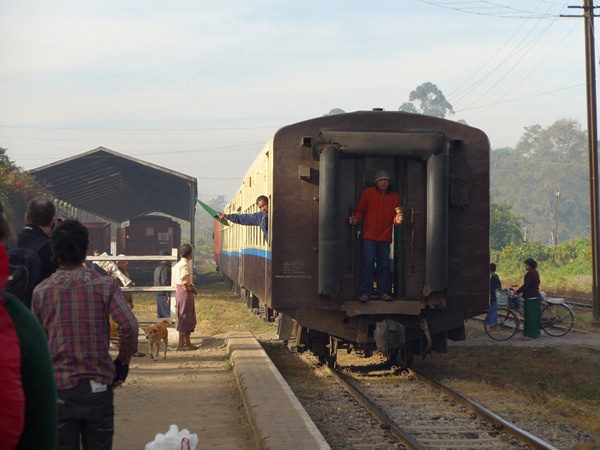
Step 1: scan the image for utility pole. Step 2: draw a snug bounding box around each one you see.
[555,190,560,246]
[562,0,600,319]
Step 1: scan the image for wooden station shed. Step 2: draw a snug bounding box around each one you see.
[29,147,198,260]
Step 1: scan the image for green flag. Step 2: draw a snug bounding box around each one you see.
[196,198,229,226]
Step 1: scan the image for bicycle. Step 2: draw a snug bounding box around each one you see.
[484,285,575,341]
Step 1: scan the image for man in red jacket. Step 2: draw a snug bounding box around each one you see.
[349,171,403,302]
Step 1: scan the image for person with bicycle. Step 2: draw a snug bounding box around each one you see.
[515,257,541,340]
[487,263,502,330]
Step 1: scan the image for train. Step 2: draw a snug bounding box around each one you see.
[215,110,490,367]
[85,215,181,283]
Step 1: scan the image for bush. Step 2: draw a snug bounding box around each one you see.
[493,238,592,294]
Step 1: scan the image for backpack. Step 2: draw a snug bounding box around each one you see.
[3,237,48,308]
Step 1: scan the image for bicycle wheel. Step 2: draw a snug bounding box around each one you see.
[541,303,574,337]
[485,307,519,341]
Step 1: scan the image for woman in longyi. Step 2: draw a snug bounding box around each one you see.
[172,243,198,351]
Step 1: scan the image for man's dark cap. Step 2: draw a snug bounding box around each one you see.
[159,250,169,256]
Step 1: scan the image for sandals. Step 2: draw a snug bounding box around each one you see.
[177,345,199,351]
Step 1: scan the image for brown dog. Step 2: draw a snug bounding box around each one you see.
[141,319,171,360]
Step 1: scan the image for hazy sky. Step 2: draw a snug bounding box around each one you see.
[0,1,588,202]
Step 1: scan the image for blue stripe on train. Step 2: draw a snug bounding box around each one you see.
[221,248,272,260]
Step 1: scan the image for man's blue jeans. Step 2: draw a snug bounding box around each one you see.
[361,239,391,297]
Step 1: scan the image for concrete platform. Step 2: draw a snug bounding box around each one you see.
[226,332,330,450]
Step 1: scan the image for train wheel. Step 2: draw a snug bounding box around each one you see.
[397,348,413,369]
[327,337,339,368]
[317,337,338,368]
[388,348,413,369]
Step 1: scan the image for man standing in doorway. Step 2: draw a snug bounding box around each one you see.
[218,195,269,241]
[349,171,403,302]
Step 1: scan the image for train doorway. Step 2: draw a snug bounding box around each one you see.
[354,157,407,299]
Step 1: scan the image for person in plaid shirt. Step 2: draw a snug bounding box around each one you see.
[32,219,138,450]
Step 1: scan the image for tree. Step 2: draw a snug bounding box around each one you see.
[323,108,346,116]
[398,82,454,119]
[195,195,228,240]
[0,147,51,231]
[398,102,418,114]
[490,201,524,251]
[491,119,588,244]
[490,147,512,172]
[193,195,230,260]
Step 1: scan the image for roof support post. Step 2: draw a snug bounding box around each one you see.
[189,181,196,271]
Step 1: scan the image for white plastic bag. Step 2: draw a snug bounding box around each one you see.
[145,424,199,450]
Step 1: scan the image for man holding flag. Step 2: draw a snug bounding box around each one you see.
[217,195,268,241]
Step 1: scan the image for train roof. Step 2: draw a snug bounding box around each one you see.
[30,147,198,223]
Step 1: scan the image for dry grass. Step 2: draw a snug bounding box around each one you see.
[130,263,275,337]
[414,342,600,439]
[131,266,600,439]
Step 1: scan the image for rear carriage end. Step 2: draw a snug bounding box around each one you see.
[218,110,490,366]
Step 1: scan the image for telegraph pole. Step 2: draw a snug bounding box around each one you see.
[555,190,560,246]
[562,0,600,319]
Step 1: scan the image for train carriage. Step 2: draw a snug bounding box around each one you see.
[217,110,489,367]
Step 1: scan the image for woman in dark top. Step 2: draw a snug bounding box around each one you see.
[515,257,541,340]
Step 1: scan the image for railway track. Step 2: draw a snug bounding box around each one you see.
[542,293,592,311]
[565,300,593,311]
[327,366,558,449]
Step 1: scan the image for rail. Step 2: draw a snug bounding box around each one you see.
[409,369,559,450]
[324,366,422,449]
[326,365,559,449]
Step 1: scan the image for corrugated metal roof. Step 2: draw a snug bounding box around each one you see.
[30,147,197,223]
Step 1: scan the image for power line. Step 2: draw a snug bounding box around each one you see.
[448,13,536,98]
[416,0,570,18]
[0,124,279,132]
[454,83,584,112]
[455,2,566,109]
[460,24,580,118]
[0,134,264,145]
[450,1,564,103]
[1,142,264,155]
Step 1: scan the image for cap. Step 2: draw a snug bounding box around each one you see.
[159,250,169,256]
[374,170,391,183]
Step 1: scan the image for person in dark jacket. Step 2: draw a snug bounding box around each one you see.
[516,257,541,340]
[17,198,59,281]
[487,263,502,330]
[154,250,172,318]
